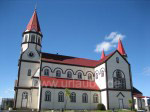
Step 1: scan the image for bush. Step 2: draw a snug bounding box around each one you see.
[97,103,106,110]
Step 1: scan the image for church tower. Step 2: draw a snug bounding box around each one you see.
[14,10,42,109]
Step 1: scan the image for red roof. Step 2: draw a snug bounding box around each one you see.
[26,10,41,32]
[134,94,150,98]
[101,49,105,59]
[40,76,100,90]
[41,52,114,67]
[117,39,126,56]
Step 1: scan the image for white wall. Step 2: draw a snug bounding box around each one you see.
[108,91,132,109]
[41,88,101,110]
[95,63,106,89]
[101,91,108,110]
[19,62,40,87]
[106,52,131,89]
[41,62,95,81]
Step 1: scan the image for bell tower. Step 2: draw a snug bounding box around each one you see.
[15,10,42,109]
[21,9,42,60]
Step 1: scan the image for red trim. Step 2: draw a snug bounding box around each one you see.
[40,76,100,91]
[134,94,150,98]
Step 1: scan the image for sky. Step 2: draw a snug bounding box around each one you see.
[0,0,150,103]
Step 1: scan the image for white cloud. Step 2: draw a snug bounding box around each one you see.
[143,67,150,76]
[94,41,116,52]
[105,32,125,43]
[95,32,125,53]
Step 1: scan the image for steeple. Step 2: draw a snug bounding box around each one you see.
[21,9,43,54]
[117,38,127,57]
[101,49,105,59]
[26,10,41,33]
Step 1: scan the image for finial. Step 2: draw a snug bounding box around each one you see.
[34,1,38,11]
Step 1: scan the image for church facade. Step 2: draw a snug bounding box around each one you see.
[14,10,144,110]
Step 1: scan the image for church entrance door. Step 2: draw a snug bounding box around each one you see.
[21,92,28,108]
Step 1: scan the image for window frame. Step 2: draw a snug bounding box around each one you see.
[93,93,99,103]
[44,69,49,76]
[27,69,31,76]
[45,91,51,101]
[88,73,92,80]
[58,91,64,102]
[67,71,72,78]
[70,92,76,103]
[113,69,126,89]
[82,93,88,103]
[56,70,61,77]
[116,57,119,63]
[77,72,82,79]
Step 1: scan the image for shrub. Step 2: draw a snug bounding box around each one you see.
[97,103,106,110]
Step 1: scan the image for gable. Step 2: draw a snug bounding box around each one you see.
[106,51,129,66]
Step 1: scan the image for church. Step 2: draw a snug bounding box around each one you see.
[14,10,149,111]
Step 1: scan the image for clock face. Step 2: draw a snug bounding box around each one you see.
[28,51,35,58]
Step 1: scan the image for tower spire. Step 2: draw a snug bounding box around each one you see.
[26,10,41,33]
[101,49,105,59]
[117,38,127,56]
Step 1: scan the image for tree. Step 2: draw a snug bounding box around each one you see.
[64,88,71,110]
[128,99,133,110]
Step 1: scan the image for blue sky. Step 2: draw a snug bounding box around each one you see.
[0,0,150,102]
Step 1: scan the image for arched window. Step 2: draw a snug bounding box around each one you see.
[24,35,28,42]
[93,93,98,103]
[67,71,72,78]
[116,57,119,63]
[27,69,31,76]
[113,69,126,89]
[82,93,88,103]
[88,73,92,80]
[45,91,51,101]
[101,70,104,77]
[95,72,99,79]
[78,72,82,79]
[56,70,61,77]
[44,69,49,76]
[31,35,36,42]
[70,92,76,102]
[22,92,28,99]
[58,92,64,102]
